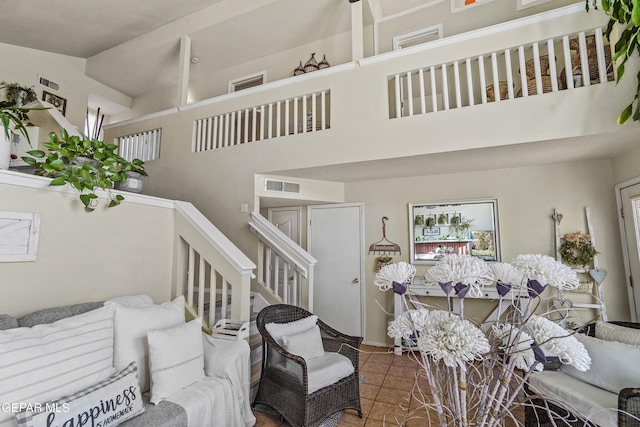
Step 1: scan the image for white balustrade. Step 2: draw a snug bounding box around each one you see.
[391,28,612,118]
[193,90,330,152]
[118,128,161,161]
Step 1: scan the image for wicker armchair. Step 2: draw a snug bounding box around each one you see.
[524,321,640,427]
[252,304,363,427]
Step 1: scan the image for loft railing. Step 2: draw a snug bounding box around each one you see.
[192,90,330,152]
[118,128,162,162]
[171,202,256,332]
[248,212,316,311]
[389,27,613,118]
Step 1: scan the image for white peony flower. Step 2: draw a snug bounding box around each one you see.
[512,254,579,291]
[491,262,525,288]
[375,262,416,291]
[424,254,495,297]
[527,315,591,372]
[387,308,429,339]
[492,323,542,371]
[417,310,490,369]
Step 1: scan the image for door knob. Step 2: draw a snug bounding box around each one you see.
[352,278,359,284]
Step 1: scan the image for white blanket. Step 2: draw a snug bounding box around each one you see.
[168,334,256,427]
[167,377,247,427]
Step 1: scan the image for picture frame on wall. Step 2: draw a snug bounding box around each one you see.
[42,91,66,116]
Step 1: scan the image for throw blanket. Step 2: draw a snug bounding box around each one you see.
[166,335,255,427]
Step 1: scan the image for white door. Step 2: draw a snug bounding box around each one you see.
[619,182,640,321]
[268,207,301,244]
[307,203,363,337]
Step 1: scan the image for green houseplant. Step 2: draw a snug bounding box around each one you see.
[1,81,37,107]
[22,129,148,211]
[586,0,640,123]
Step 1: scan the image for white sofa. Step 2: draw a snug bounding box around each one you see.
[0,295,256,427]
[525,321,640,427]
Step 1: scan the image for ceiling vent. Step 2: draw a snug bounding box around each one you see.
[265,179,300,193]
[38,76,59,91]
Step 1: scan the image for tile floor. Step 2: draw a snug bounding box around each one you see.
[253,345,525,427]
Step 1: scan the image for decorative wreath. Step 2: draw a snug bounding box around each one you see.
[559,239,598,267]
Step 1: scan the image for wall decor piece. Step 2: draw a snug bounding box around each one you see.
[42,91,66,116]
[409,199,500,264]
[0,211,41,262]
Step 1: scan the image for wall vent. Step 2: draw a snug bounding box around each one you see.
[38,76,59,91]
[265,179,300,193]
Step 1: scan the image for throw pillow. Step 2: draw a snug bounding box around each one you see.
[0,305,115,427]
[105,295,154,307]
[0,313,18,330]
[113,295,185,393]
[595,321,640,346]
[147,318,205,404]
[265,314,318,344]
[281,324,325,360]
[15,362,145,427]
[17,301,105,327]
[560,333,640,394]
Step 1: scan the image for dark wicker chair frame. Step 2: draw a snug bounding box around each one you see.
[252,304,363,427]
[524,321,640,427]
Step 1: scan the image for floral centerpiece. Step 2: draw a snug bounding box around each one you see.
[375,254,590,427]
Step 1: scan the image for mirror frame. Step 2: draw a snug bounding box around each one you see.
[408,198,501,265]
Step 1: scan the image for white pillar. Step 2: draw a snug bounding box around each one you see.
[351,1,364,62]
[178,36,191,107]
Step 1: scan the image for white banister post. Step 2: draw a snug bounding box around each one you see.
[350,0,364,62]
[578,32,591,86]
[406,72,414,116]
[478,56,487,104]
[177,36,191,107]
[595,27,608,83]
[491,52,500,101]
[394,75,402,117]
[465,59,474,106]
[518,46,528,96]
[562,35,574,89]
[430,67,438,112]
[532,42,543,94]
[504,49,514,99]
[418,68,426,113]
[453,62,462,108]
[441,64,450,110]
[547,39,559,92]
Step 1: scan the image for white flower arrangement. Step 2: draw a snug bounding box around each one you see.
[375,254,590,427]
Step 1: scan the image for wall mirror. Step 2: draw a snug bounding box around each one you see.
[409,199,501,264]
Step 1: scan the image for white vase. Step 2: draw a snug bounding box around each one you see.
[0,131,10,170]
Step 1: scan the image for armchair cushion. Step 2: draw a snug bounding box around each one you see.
[265,314,318,344]
[560,334,640,394]
[307,352,355,394]
[147,318,205,404]
[281,324,325,361]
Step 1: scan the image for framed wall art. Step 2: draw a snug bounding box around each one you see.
[42,91,67,116]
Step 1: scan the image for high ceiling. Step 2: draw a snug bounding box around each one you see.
[0,0,377,98]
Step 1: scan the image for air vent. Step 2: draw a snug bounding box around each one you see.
[265,179,300,193]
[38,76,59,91]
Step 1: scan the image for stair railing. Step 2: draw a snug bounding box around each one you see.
[248,212,317,311]
[174,201,256,332]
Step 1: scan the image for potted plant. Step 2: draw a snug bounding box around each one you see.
[586,0,640,123]
[1,82,38,107]
[21,129,148,211]
[0,101,43,169]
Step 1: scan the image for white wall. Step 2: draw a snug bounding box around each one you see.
[0,179,174,317]
[0,43,131,132]
[348,159,628,345]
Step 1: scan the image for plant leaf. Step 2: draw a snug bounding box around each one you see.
[50,177,66,186]
[618,103,633,124]
[26,149,45,158]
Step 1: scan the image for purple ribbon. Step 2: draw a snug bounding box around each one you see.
[496,281,512,297]
[392,281,407,295]
[527,279,547,297]
[454,282,469,299]
[533,345,546,364]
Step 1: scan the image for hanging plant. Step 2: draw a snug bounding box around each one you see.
[425,216,436,229]
[586,0,640,123]
[560,239,598,267]
[414,215,424,226]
